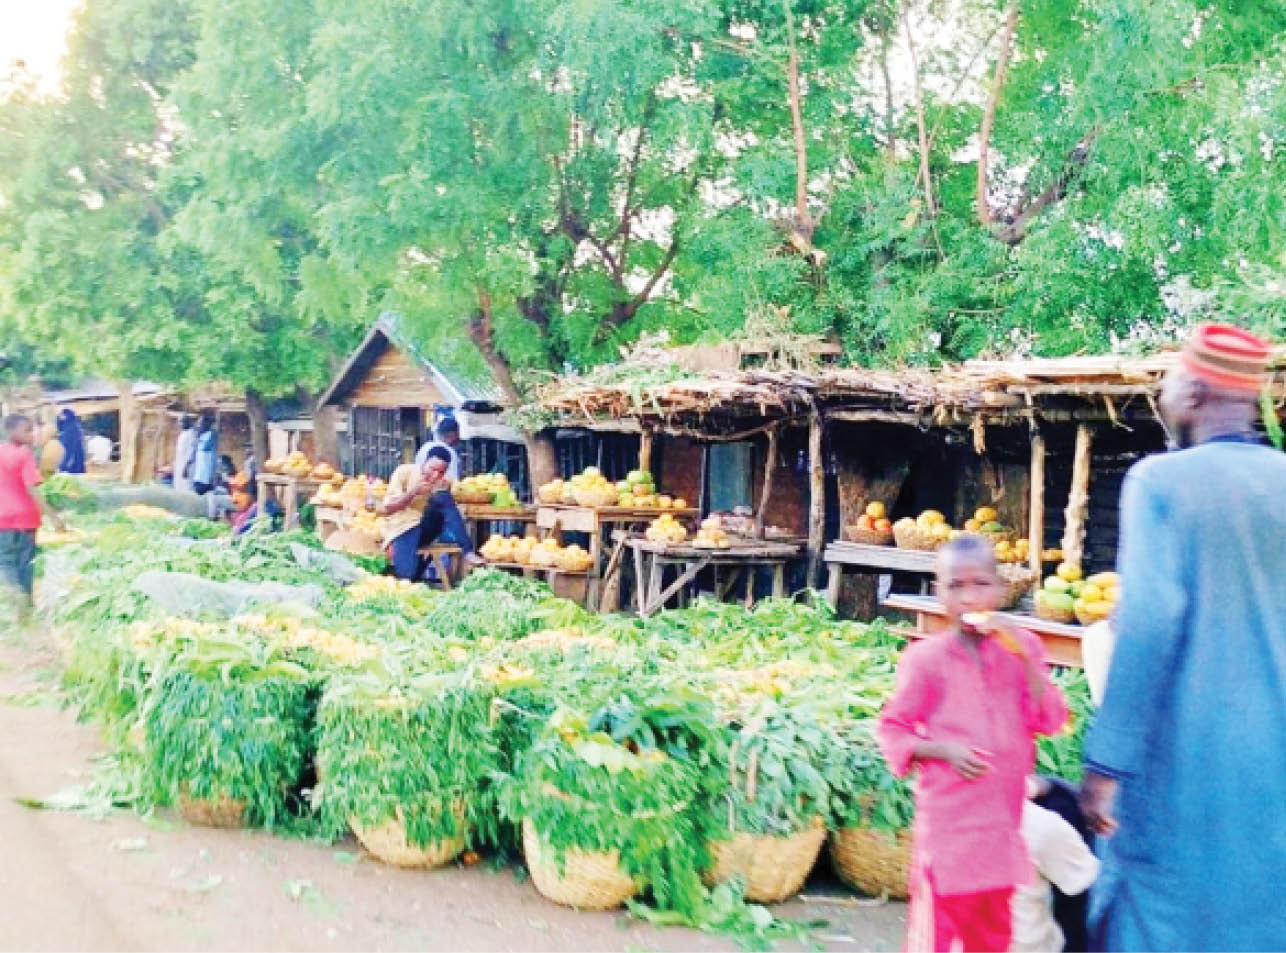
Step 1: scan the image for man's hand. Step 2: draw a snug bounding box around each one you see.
[1080,770,1119,836]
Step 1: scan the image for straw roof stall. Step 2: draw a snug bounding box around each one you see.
[532,348,1286,433]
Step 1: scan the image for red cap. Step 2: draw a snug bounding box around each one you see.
[1179,323,1271,392]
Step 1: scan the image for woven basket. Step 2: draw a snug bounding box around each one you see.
[1035,601,1075,624]
[178,791,247,829]
[829,826,911,900]
[537,484,563,505]
[522,818,637,910]
[573,487,619,508]
[452,489,493,505]
[845,525,892,546]
[995,564,1036,609]
[893,523,945,552]
[703,816,826,903]
[352,801,467,869]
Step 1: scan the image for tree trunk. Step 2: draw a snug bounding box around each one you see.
[245,389,269,466]
[977,0,1021,226]
[525,430,559,489]
[313,404,340,467]
[806,411,826,589]
[118,381,140,483]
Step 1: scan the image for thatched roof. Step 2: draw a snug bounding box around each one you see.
[534,347,1286,435]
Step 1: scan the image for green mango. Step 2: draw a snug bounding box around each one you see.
[1043,576,1071,594]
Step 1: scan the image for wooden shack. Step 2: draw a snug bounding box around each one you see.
[316,313,526,483]
[533,344,1286,615]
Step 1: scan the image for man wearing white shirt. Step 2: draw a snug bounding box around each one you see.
[1012,783,1100,952]
[414,416,461,480]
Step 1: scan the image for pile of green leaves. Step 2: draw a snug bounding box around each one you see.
[315,672,502,848]
[140,638,315,830]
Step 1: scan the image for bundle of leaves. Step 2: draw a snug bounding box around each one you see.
[499,693,722,917]
[422,587,585,643]
[61,623,152,749]
[702,702,839,841]
[315,671,502,849]
[458,568,557,603]
[38,473,98,512]
[825,719,914,834]
[1036,668,1094,782]
[140,637,315,830]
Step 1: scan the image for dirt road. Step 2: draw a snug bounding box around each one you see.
[0,633,905,952]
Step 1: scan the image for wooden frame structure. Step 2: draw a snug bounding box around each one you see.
[529,341,1286,641]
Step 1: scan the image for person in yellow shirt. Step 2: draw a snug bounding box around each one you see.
[36,421,64,477]
[381,446,483,580]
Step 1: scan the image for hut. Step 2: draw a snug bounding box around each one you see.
[316,313,527,484]
[532,341,1286,617]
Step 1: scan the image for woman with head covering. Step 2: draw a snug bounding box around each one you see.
[172,415,197,493]
[191,412,219,495]
[56,409,86,474]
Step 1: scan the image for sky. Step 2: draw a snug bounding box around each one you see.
[0,0,80,89]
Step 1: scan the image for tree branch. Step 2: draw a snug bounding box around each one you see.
[468,288,523,405]
[903,11,935,216]
[996,130,1097,245]
[977,0,1021,227]
[608,240,680,329]
[617,94,656,267]
[783,0,815,244]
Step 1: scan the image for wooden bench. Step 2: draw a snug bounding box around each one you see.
[416,544,463,590]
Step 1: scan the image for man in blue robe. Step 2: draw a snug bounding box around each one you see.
[1081,323,1286,951]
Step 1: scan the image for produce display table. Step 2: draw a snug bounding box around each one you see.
[535,504,699,611]
[314,505,345,542]
[257,473,327,529]
[881,593,1084,668]
[481,560,590,603]
[628,538,804,618]
[458,503,538,548]
[823,540,938,608]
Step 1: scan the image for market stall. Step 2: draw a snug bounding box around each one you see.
[628,537,803,617]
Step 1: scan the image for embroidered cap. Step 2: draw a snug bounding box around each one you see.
[1180,323,1271,392]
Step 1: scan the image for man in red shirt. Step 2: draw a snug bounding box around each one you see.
[0,414,64,619]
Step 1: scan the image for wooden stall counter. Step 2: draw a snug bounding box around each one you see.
[880,593,1084,668]
[536,504,700,610]
[628,538,804,618]
[257,473,328,529]
[458,503,538,548]
[823,540,938,608]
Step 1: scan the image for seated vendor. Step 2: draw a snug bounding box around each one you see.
[381,446,484,580]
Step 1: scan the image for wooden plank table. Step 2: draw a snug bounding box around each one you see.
[823,541,938,608]
[881,593,1084,668]
[257,473,327,529]
[458,503,538,548]
[628,538,804,618]
[536,505,699,611]
[313,504,345,542]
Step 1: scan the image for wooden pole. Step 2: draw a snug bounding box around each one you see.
[1061,424,1093,568]
[1028,432,1045,584]
[117,381,140,483]
[638,428,654,475]
[754,424,780,541]
[806,411,825,589]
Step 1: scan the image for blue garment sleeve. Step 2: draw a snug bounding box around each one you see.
[1083,467,1189,778]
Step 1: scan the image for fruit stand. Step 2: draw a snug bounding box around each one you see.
[628,537,803,618]
[882,593,1085,667]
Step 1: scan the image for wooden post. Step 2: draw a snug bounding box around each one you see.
[1061,424,1093,568]
[638,428,653,475]
[806,411,825,589]
[117,381,140,483]
[1028,432,1045,584]
[754,424,780,540]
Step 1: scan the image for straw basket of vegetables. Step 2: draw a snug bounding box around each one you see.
[142,641,314,831]
[827,723,914,899]
[503,700,713,913]
[701,706,832,903]
[315,674,498,869]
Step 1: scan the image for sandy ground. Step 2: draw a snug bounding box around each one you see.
[0,631,906,953]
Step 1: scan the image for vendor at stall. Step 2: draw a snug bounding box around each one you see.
[381,446,483,580]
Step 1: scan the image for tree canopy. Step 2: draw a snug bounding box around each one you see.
[1,0,1283,415]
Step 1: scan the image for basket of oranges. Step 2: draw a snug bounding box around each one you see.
[893,510,952,551]
[845,501,892,545]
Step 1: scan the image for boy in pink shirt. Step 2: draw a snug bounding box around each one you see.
[879,535,1066,952]
[0,414,64,620]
